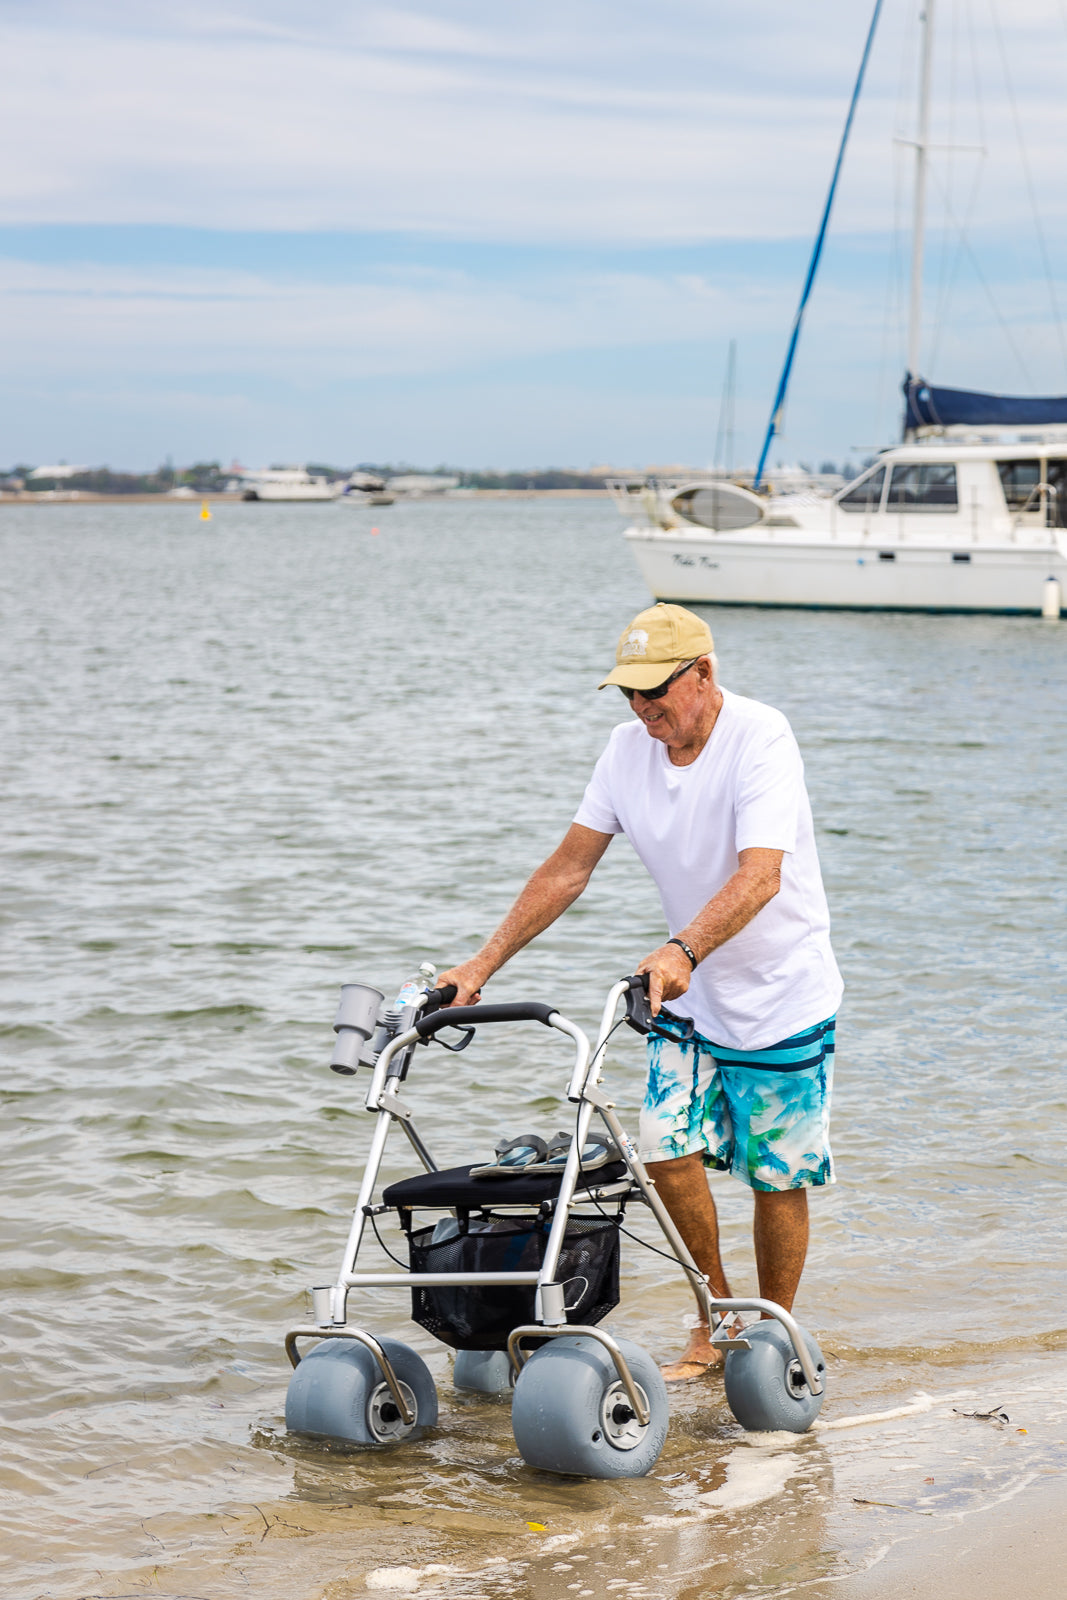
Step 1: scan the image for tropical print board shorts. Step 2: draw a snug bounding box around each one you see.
[638,1012,836,1192]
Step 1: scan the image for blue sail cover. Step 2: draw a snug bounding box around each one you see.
[904,373,1067,430]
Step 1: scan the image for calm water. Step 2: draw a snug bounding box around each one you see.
[2,498,1065,1600]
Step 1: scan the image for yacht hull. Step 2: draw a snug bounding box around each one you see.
[627,529,1067,614]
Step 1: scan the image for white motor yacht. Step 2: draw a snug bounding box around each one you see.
[236,468,340,502]
[612,426,1067,614]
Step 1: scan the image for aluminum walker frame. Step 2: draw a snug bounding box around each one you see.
[284,974,824,1424]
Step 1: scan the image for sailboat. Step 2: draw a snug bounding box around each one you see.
[615,0,1067,616]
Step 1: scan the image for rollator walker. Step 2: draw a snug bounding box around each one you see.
[283,968,827,1478]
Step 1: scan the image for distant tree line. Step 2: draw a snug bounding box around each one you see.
[1,462,232,493]
[2,461,613,493]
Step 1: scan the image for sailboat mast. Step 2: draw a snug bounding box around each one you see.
[907,0,935,379]
[752,0,885,490]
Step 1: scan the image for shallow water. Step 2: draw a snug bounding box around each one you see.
[1,498,1065,1598]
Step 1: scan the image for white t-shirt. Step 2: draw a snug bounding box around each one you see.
[573,687,843,1050]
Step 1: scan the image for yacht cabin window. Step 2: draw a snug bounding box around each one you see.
[886,463,958,511]
[837,465,885,512]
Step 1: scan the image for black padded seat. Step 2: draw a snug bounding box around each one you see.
[382,1160,629,1211]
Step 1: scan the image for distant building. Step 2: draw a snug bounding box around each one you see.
[28,464,90,480]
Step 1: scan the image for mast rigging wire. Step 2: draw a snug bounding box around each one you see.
[987,0,1067,376]
[926,163,1034,387]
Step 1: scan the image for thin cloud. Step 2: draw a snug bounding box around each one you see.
[2,1,1064,239]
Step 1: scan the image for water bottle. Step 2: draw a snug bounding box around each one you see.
[393,961,437,1011]
[382,962,438,1030]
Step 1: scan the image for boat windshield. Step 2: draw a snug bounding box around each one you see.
[886,463,958,512]
[837,465,885,512]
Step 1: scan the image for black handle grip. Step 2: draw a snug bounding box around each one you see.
[414,1000,556,1038]
[425,979,460,1004]
[622,972,695,1040]
[421,984,458,1016]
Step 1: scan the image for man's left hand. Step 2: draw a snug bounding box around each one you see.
[635,943,694,1016]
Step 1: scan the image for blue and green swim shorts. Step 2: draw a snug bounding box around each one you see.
[638,1012,836,1191]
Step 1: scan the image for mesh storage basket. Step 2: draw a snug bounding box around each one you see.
[407,1214,620,1351]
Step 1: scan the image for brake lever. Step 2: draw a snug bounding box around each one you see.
[433,1024,476,1054]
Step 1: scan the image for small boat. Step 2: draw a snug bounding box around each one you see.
[339,472,395,507]
[618,0,1067,617]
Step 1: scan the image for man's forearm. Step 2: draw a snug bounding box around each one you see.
[679,854,782,962]
[437,825,611,1005]
[472,861,588,980]
[636,847,784,1013]
[456,824,613,989]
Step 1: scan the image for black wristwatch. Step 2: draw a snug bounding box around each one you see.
[667,937,699,970]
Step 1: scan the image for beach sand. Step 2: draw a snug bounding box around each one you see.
[830,1475,1065,1600]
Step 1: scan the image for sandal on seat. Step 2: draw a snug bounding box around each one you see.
[534,1130,622,1173]
[470,1133,549,1178]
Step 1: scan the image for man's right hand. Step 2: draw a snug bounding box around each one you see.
[433,959,489,1007]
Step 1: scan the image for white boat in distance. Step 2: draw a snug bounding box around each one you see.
[235,467,339,502]
[338,471,395,506]
[617,0,1067,617]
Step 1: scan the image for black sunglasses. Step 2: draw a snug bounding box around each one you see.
[620,659,699,702]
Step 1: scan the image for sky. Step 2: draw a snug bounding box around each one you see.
[2,0,1067,472]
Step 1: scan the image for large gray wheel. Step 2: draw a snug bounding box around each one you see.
[723,1321,826,1433]
[453,1349,514,1395]
[511,1335,669,1478]
[285,1336,438,1444]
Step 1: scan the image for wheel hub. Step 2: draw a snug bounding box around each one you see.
[367,1379,417,1442]
[599,1381,649,1450]
[785,1359,809,1397]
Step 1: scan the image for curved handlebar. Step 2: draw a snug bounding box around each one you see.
[414,1000,556,1038]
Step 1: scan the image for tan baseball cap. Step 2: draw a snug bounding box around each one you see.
[598,602,714,691]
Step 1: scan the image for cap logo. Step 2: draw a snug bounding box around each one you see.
[620,628,649,658]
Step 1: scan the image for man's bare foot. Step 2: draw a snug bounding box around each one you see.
[660,1355,721,1382]
[659,1329,723,1382]
[660,1319,745,1382]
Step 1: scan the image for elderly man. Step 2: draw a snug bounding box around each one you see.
[439,602,842,1380]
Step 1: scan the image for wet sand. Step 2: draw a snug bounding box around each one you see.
[831,1475,1066,1600]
